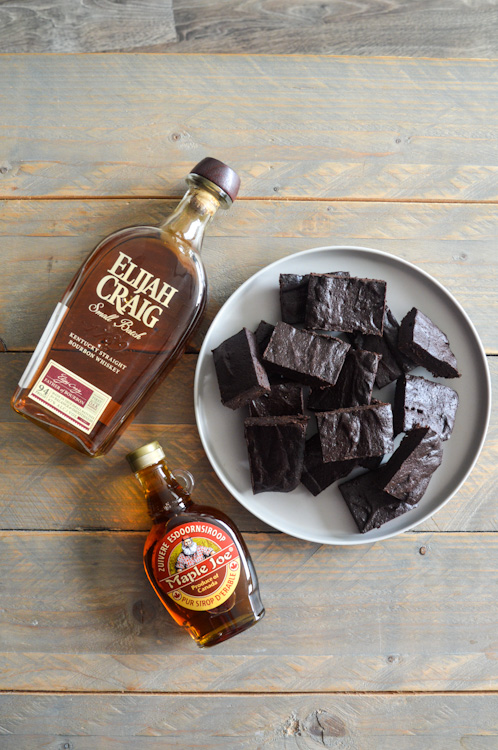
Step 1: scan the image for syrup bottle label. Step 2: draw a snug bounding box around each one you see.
[153,521,241,611]
[28,359,112,435]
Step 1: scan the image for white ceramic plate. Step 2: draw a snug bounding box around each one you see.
[194,246,491,545]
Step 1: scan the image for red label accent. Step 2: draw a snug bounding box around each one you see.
[153,521,241,611]
[43,365,93,407]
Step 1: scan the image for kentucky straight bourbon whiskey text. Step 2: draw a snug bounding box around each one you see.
[12,158,240,456]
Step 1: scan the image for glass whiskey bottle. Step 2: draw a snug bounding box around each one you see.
[11,158,240,456]
[127,441,265,647]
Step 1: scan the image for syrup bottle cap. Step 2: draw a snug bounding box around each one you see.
[127,441,165,473]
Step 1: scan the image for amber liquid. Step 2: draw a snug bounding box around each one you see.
[141,468,264,647]
[11,225,206,456]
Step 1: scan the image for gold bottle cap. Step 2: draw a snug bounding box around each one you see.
[126,441,165,473]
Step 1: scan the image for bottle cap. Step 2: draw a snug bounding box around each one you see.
[190,157,241,203]
[126,441,165,473]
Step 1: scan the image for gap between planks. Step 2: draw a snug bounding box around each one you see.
[1,52,498,62]
[0,528,494,534]
[3,196,498,205]
[1,690,498,697]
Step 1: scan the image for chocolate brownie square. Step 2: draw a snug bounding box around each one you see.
[307,349,381,410]
[360,455,384,470]
[279,272,349,325]
[254,320,275,359]
[249,382,305,417]
[339,472,413,533]
[301,434,357,496]
[352,307,415,389]
[244,415,309,493]
[305,274,386,335]
[398,308,461,378]
[212,328,270,410]
[383,307,417,374]
[377,426,443,504]
[394,374,458,441]
[316,402,393,462]
[262,322,350,387]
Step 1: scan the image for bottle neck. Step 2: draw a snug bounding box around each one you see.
[136,462,194,522]
[159,177,227,252]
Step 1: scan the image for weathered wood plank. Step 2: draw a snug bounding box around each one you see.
[1,55,498,200]
[0,421,272,533]
[1,356,496,533]
[1,531,497,692]
[1,693,497,749]
[165,0,498,59]
[0,0,176,53]
[1,199,496,353]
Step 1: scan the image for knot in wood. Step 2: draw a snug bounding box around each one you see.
[302,710,347,743]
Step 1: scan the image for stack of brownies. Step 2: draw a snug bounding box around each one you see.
[212,272,460,533]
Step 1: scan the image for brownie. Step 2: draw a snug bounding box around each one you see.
[305,274,387,335]
[307,349,381,410]
[262,322,350,387]
[212,328,271,410]
[301,434,357,496]
[339,471,413,533]
[244,415,309,493]
[254,320,275,359]
[316,402,394,462]
[383,307,417,374]
[279,272,349,325]
[249,382,305,417]
[377,426,443,504]
[394,374,459,441]
[360,455,384,470]
[352,307,415,389]
[398,308,460,378]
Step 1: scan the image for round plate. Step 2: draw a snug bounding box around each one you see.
[194,246,491,545]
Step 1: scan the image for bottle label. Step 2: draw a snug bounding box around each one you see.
[27,360,112,435]
[153,522,241,611]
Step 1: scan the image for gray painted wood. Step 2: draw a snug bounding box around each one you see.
[0,692,497,748]
[1,55,498,200]
[1,51,497,743]
[0,0,176,52]
[1,0,498,58]
[166,0,498,58]
[1,531,497,692]
[1,199,497,354]
[0,356,496,533]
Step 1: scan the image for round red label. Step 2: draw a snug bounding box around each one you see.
[152,521,241,611]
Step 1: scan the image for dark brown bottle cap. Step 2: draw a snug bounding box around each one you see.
[190,157,240,202]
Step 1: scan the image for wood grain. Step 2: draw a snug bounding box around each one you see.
[165,0,498,58]
[1,55,498,200]
[1,692,497,749]
[1,199,497,354]
[1,531,498,692]
[0,0,176,52]
[1,355,496,533]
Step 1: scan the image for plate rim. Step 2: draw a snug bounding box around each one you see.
[194,244,492,546]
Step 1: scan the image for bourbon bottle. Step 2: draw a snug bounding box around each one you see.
[127,441,265,647]
[11,158,240,456]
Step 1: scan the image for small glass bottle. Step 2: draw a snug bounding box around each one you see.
[127,441,265,647]
[12,158,240,457]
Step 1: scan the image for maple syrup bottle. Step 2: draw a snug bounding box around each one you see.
[12,158,240,456]
[127,441,265,647]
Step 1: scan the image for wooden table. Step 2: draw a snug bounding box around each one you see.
[1,54,497,747]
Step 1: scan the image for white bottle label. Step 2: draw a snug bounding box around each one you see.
[27,360,112,435]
